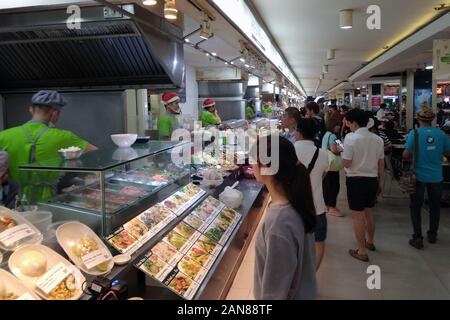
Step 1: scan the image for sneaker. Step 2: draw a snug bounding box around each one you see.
[327,207,344,217]
[409,238,424,250]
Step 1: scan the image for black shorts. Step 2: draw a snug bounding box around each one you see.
[346,177,379,211]
[314,214,327,242]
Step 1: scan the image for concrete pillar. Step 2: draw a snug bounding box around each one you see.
[367,84,373,111]
[406,70,415,131]
[432,75,438,127]
[136,89,148,136]
[180,65,199,119]
[123,89,137,134]
[380,84,385,104]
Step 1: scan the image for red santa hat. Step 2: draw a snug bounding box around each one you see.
[162,92,180,105]
[203,98,216,108]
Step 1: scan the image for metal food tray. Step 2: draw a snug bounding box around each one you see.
[73,188,137,206]
[47,193,124,214]
[109,171,174,188]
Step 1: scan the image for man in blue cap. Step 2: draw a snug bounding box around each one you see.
[0,90,97,203]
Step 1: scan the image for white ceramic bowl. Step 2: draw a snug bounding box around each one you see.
[0,269,41,300]
[111,134,138,148]
[58,149,82,160]
[56,222,114,276]
[9,244,85,300]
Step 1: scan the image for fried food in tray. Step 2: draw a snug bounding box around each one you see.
[123,219,149,240]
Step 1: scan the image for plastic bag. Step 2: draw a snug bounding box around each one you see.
[219,187,243,209]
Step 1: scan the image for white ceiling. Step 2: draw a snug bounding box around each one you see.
[250,0,446,95]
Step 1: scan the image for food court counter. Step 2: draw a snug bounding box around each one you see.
[81,174,268,300]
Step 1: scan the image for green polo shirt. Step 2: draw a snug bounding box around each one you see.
[0,122,89,203]
[201,111,220,127]
[158,114,179,139]
[246,106,255,119]
[262,105,273,117]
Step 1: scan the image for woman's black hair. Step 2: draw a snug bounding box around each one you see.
[254,136,317,233]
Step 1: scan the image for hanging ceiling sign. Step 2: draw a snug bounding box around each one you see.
[212,0,304,96]
[434,39,450,81]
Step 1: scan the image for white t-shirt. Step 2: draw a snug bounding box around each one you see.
[376,108,386,121]
[294,140,329,215]
[342,127,384,177]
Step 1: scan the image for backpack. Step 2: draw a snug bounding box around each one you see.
[312,117,325,148]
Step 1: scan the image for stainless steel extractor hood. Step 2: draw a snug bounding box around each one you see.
[0,3,184,91]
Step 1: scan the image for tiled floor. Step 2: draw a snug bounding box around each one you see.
[226,175,450,300]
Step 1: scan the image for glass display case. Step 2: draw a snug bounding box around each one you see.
[19,141,191,238]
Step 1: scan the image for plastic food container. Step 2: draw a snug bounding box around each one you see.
[0,269,41,300]
[203,177,224,188]
[56,222,113,276]
[20,211,53,234]
[0,207,43,252]
[9,244,85,300]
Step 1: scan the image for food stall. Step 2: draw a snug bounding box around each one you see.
[0,139,268,300]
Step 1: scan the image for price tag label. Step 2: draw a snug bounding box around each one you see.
[0,224,35,247]
[17,292,36,300]
[81,248,111,270]
[34,263,72,295]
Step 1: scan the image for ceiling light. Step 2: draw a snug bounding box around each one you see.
[426,65,434,70]
[225,62,229,65]
[211,52,217,56]
[245,64,250,68]
[240,58,246,63]
[357,87,361,90]
[206,53,210,56]
[184,38,190,43]
[164,0,178,20]
[339,9,353,29]
[322,65,329,74]
[143,0,157,5]
[199,13,213,40]
[230,62,234,65]
[327,49,336,60]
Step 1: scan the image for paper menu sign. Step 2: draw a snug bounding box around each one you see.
[17,292,36,300]
[34,262,72,295]
[81,248,111,270]
[0,224,35,247]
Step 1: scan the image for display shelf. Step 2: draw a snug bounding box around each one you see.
[19,141,183,172]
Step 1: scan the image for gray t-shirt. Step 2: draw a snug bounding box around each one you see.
[253,203,317,300]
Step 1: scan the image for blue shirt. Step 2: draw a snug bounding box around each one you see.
[322,131,337,150]
[404,127,450,183]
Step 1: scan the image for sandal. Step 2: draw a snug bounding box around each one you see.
[349,249,369,262]
[365,242,376,251]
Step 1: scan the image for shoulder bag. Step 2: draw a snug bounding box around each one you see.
[325,133,343,172]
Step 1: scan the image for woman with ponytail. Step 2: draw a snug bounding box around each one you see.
[252,136,317,300]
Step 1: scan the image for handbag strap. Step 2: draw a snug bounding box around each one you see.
[308,147,320,174]
[412,129,419,169]
[327,132,333,151]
